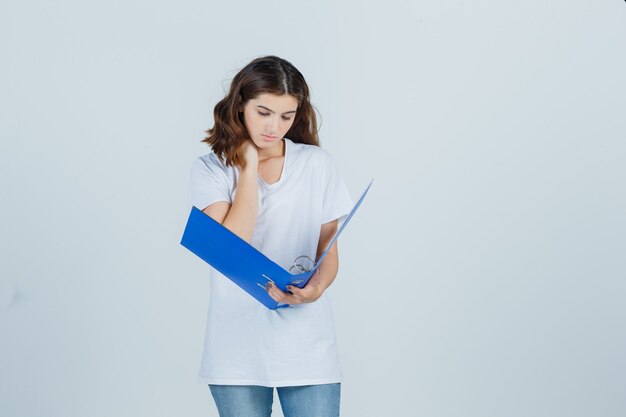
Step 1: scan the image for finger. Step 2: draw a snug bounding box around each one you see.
[265,282,283,299]
[286,285,307,299]
[266,283,294,303]
[274,284,305,304]
[267,289,287,303]
[265,288,280,302]
[270,289,298,305]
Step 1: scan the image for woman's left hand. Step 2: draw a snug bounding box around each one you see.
[265,269,324,305]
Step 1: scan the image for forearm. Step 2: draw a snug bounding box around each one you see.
[316,244,339,292]
[266,243,340,305]
[222,167,258,243]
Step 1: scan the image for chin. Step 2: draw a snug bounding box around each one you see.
[261,135,279,143]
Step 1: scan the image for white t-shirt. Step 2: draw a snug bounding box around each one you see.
[187,137,354,387]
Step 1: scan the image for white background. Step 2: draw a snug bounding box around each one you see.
[1,1,625,416]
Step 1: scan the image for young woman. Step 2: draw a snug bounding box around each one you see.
[188,55,353,417]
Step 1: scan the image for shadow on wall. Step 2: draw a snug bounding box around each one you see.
[0,281,25,312]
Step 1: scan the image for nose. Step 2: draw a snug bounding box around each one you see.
[267,116,279,133]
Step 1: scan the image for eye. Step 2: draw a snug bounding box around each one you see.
[258,111,292,121]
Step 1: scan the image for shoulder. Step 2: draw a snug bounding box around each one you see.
[191,151,229,175]
[287,138,334,167]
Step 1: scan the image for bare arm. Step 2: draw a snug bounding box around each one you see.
[312,219,340,293]
[201,140,259,243]
[265,219,340,304]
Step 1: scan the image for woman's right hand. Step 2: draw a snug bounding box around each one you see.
[237,139,259,171]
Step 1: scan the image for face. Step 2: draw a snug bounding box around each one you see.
[240,92,298,153]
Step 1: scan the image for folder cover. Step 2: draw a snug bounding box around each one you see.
[180,179,373,310]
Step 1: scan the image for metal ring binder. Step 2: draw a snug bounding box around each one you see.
[288,255,315,274]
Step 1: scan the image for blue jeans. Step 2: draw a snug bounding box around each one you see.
[208,383,341,417]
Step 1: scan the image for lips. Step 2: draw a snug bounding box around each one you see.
[262,134,276,139]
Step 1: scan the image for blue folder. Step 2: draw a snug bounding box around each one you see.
[180,179,373,310]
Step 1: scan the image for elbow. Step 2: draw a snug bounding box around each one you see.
[222,219,255,244]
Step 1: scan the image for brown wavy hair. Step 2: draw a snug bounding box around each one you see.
[201,55,321,168]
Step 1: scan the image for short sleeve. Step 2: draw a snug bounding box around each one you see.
[188,155,232,210]
[321,152,354,225]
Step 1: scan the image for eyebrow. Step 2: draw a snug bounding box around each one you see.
[256,105,297,115]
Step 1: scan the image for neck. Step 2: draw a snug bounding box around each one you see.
[258,138,285,160]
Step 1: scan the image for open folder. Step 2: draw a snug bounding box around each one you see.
[180,179,373,310]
